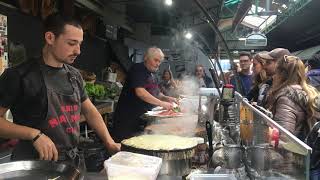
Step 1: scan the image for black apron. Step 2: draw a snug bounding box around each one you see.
[11,64,85,176]
[112,72,158,142]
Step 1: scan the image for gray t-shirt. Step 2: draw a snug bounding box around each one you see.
[41,64,87,102]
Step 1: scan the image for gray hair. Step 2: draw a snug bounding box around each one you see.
[144,47,164,61]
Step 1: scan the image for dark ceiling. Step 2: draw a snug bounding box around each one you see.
[3,0,319,54]
[124,0,223,23]
[266,0,320,51]
[119,0,236,53]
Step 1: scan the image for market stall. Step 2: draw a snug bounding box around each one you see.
[111,90,312,180]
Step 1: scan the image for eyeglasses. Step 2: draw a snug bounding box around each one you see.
[239,59,251,63]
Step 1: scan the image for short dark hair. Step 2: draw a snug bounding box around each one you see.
[239,51,252,59]
[44,13,82,37]
[308,51,320,69]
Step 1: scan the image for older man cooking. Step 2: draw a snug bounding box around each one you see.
[112,47,177,142]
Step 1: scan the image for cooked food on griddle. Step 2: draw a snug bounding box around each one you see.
[121,134,198,151]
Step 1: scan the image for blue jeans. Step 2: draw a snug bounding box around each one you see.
[311,169,320,180]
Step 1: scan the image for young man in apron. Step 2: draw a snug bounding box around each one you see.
[0,13,120,174]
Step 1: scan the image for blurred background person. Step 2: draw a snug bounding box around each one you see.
[230,52,252,96]
[306,51,320,91]
[194,64,213,88]
[159,69,178,97]
[225,62,240,84]
[247,52,268,104]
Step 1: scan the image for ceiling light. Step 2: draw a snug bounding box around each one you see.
[165,0,172,6]
[185,32,192,39]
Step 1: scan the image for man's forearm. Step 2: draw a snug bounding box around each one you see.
[158,93,168,101]
[85,107,115,146]
[0,117,39,140]
[135,88,163,106]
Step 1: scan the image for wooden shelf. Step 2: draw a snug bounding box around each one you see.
[80,101,114,122]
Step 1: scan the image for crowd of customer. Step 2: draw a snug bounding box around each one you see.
[227,49,320,179]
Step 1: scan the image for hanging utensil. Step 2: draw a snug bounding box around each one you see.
[206,121,213,159]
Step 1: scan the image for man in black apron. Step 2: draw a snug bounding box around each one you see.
[0,13,120,174]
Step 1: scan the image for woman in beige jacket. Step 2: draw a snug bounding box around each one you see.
[267,55,320,140]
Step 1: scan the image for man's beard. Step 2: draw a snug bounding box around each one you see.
[56,55,77,64]
[151,67,158,72]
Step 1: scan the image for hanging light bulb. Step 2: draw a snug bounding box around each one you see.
[185,32,193,39]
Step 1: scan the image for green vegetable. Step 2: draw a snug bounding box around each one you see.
[105,86,118,99]
[85,83,106,100]
[173,106,181,113]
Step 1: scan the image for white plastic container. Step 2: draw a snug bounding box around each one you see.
[104,151,162,180]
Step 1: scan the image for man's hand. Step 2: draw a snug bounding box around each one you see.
[160,101,174,110]
[106,142,121,155]
[33,133,58,161]
[165,96,177,104]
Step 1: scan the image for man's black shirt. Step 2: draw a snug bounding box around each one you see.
[112,62,160,142]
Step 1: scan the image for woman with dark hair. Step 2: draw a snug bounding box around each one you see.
[247,52,268,104]
[194,64,213,88]
[159,69,177,97]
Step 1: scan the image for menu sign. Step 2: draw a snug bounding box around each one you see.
[0,14,7,75]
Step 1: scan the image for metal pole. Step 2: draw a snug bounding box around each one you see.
[266,0,271,12]
[193,31,226,84]
[196,43,226,88]
[193,0,241,91]
[255,0,259,14]
[193,0,234,64]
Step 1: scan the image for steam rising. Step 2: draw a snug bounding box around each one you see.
[178,75,200,97]
[143,75,208,138]
[145,115,199,137]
